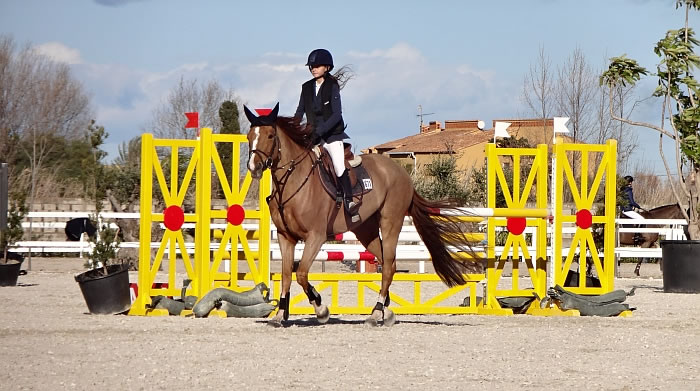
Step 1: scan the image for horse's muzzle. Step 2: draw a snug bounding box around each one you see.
[247,156,263,179]
[250,168,262,179]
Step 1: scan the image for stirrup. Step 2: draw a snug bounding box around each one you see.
[345,199,359,222]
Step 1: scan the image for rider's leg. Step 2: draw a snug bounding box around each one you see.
[323,140,357,213]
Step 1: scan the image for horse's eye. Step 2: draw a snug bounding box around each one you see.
[268,134,274,139]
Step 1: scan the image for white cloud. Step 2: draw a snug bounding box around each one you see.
[347,42,423,63]
[34,42,83,64]
[142,62,209,85]
[70,42,516,160]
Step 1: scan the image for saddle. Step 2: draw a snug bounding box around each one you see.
[314,143,373,206]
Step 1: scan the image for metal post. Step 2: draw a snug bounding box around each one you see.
[0,163,7,231]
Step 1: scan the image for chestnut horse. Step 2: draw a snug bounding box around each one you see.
[618,203,686,276]
[244,104,481,327]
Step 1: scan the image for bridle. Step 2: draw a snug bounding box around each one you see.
[249,129,281,172]
[250,125,321,241]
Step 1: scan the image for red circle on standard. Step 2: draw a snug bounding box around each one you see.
[227,204,245,226]
[506,217,527,235]
[576,209,593,229]
[163,205,185,231]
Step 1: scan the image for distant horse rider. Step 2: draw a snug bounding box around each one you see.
[621,175,645,244]
[621,175,644,215]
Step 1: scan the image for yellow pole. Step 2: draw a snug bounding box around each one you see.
[605,139,617,291]
[536,144,548,297]
[195,128,213,298]
[486,143,496,308]
[129,133,154,315]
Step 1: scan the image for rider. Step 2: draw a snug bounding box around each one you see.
[294,48,358,218]
[621,175,644,244]
[621,175,643,213]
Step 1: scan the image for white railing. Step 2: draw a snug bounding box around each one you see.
[615,218,687,258]
[10,211,690,262]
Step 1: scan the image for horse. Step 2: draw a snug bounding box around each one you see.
[244,104,482,327]
[618,203,686,276]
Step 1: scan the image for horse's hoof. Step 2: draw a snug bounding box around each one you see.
[267,318,283,328]
[316,304,330,324]
[364,317,379,327]
[383,309,396,327]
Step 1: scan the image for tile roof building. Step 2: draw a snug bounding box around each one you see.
[364,118,566,173]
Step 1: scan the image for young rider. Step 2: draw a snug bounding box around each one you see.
[294,48,358,219]
[621,175,643,214]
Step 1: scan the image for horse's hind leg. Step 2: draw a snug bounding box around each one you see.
[352,214,393,325]
[295,232,330,324]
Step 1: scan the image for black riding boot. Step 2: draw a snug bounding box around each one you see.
[339,170,359,221]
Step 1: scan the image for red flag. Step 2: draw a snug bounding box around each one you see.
[184,112,199,128]
[254,108,272,116]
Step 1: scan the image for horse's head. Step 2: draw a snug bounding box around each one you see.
[245,103,280,179]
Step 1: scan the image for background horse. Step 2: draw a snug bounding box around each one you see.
[618,203,686,276]
[244,104,482,327]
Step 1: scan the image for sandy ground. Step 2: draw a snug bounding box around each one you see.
[1,258,699,390]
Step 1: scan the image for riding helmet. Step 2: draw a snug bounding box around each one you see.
[306,49,334,71]
[624,175,634,184]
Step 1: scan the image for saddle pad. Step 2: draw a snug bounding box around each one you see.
[319,164,373,200]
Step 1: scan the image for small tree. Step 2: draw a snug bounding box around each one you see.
[0,195,27,264]
[86,221,121,274]
[412,146,472,204]
[217,100,241,185]
[82,120,109,212]
[601,0,700,239]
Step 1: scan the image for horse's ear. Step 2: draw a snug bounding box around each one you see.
[243,105,258,125]
[269,102,279,121]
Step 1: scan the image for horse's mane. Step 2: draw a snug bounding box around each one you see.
[649,203,681,212]
[275,116,312,147]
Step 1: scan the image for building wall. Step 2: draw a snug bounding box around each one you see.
[456,143,489,170]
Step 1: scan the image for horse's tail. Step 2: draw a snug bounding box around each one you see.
[409,191,482,287]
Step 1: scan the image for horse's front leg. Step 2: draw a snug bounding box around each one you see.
[268,234,296,328]
[295,233,330,324]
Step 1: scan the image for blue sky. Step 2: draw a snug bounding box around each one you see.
[1,0,696,172]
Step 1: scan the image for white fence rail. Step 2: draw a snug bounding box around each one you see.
[11,212,689,262]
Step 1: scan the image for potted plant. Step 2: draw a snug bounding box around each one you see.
[74,217,131,314]
[0,197,28,287]
[601,0,700,292]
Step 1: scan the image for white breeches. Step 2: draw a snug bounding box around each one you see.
[323,140,346,177]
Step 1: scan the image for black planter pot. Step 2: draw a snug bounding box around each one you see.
[563,270,601,288]
[75,264,131,314]
[660,240,700,294]
[0,259,23,287]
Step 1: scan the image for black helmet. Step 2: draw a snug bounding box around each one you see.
[306,49,334,71]
[624,175,634,184]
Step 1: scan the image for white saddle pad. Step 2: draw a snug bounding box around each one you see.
[622,210,644,219]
